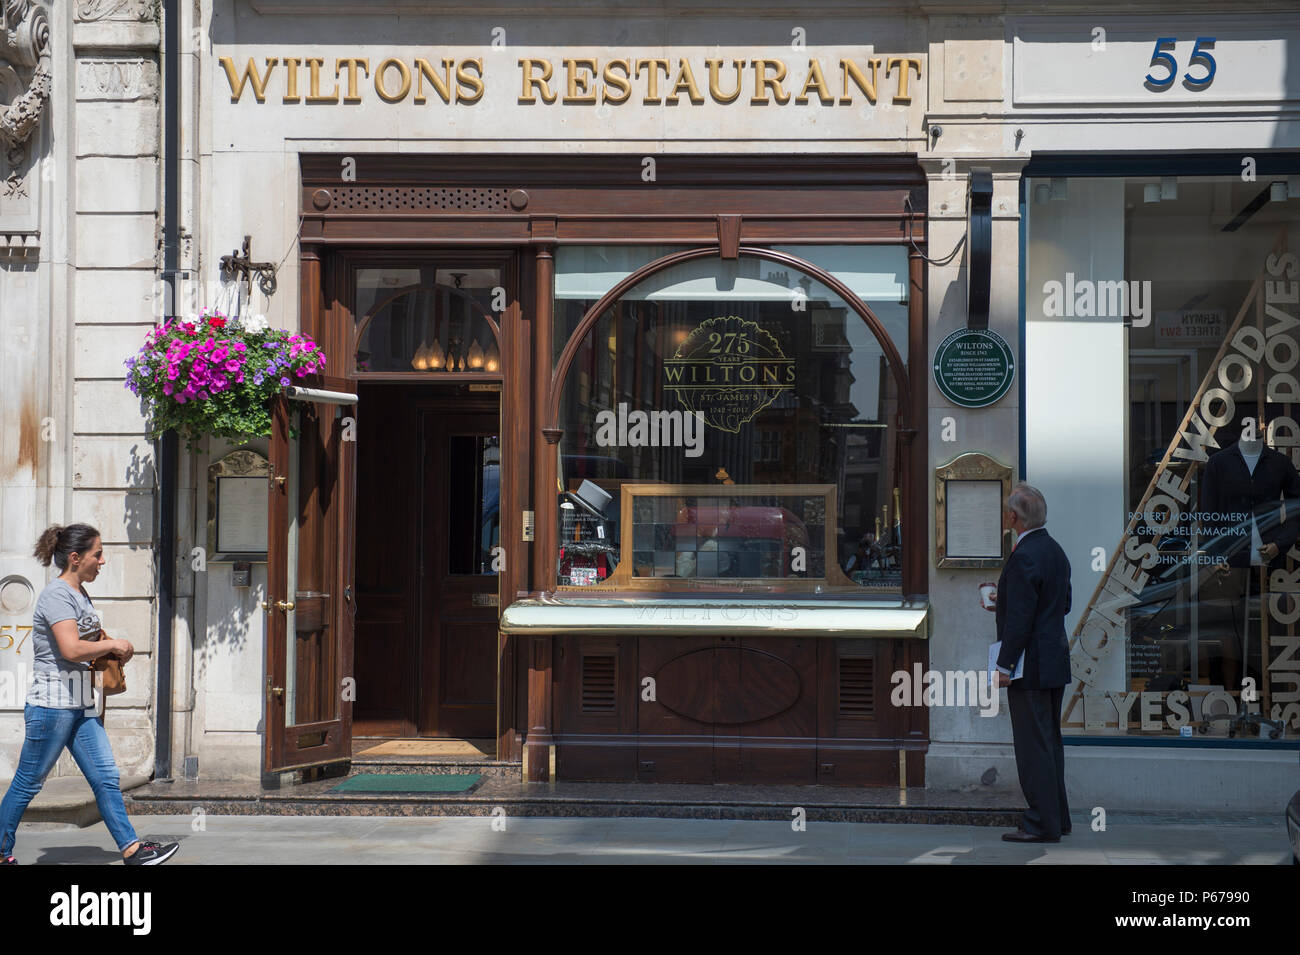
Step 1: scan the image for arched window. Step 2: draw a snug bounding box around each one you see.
[550,246,911,593]
[353,266,501,375]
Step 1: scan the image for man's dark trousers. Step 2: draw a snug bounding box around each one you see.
[1007,683,1069,837]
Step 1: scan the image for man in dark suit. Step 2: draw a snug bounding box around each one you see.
[988,482,1072,843]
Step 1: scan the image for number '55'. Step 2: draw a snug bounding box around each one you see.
[1145,37,1216,91]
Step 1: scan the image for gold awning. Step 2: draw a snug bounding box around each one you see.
[500,596,929,638]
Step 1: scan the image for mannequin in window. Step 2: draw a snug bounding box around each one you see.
[1199,422,1300,690]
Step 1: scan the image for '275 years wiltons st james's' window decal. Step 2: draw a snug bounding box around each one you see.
[663,316,794,434]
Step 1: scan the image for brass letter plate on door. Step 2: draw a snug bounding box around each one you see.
[472,592,500,608]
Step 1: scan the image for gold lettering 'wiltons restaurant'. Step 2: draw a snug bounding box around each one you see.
[13,1,1297,815]
[218,55,924,106]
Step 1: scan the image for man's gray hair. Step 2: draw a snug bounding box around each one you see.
[1007,482,1047,529]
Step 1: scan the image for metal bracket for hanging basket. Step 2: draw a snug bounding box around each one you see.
[219,235,278,297]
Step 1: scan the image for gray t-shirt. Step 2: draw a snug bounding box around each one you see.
[29,579,101,709]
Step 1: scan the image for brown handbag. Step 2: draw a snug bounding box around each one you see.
[89,629,127,696]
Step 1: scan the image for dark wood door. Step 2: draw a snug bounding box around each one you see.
[419,410,500,737]
[265,385,356,773]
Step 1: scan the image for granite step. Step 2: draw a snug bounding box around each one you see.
[123,778,1029,826]
[346,754,519,781]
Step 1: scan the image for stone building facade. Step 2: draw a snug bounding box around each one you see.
[3,1,1299,813]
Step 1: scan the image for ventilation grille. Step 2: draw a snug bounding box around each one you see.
[838,657,874,717]
[581,655,617,714]
[325,186,512,212]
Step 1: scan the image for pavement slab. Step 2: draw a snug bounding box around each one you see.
[1,814,1291,865]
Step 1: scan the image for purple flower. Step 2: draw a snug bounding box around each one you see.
[279,376,290,388]
[253,373,264,385]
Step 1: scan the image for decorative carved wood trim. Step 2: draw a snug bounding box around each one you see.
[717,214,741,259]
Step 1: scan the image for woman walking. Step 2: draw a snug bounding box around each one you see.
[0,524,178,865]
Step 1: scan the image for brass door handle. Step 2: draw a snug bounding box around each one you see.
[275,600,295,612]
[269,685,284,699]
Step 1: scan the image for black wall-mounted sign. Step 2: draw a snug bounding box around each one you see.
[966,168,993,330]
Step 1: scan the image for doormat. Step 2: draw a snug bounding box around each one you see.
[330,773,483,794]
[356,739,494,757]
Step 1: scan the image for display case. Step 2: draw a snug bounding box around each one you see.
[557,483,878,593]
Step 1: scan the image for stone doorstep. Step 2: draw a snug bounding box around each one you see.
[347,757,518,779]
[0,775,152,827]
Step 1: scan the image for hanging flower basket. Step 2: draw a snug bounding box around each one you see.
[124,311,328,449]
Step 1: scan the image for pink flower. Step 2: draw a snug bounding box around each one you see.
[225,360,240,373]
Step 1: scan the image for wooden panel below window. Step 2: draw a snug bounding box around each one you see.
[552,634,918,786]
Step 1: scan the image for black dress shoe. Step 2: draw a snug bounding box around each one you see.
[1001,829,1060,843]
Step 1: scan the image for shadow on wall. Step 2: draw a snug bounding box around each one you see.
[194,564,258,684]
[119,441,156,546]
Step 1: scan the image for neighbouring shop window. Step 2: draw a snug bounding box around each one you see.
[1025,171,1300,741]
[354,266,501,374]
[553,245,910,592]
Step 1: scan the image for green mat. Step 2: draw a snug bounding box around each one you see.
[330,773,482,794]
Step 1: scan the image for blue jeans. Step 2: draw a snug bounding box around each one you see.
[0,704,138,856]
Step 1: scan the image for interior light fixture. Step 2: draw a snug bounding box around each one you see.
[1270,181,1288,202]
[1033,182,1052,204]
[1049,177,1068,201]
[1143,183,1161,203]
[1160,176,1177,200]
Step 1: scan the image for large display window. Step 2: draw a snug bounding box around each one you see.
[552,245,911,593]
[1025,169,1300,741]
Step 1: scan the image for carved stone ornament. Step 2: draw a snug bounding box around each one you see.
[75,0,152,21]
[0,1,51,167]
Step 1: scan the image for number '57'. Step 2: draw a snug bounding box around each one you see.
[1145,37,1216,91]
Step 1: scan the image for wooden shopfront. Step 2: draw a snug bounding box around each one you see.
[261,154,931,786]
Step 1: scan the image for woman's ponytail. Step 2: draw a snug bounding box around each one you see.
[33,523,100,570]
[33,525,62,567]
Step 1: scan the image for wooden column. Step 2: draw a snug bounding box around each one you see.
[498,252,530,762]
[525,233,557,781]
[300,246,322,341]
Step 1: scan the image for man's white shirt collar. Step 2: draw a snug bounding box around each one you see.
[1014,526,1045,546]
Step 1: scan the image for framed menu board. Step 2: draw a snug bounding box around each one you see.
[935,452,1012,568]
[207,449,270,562]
